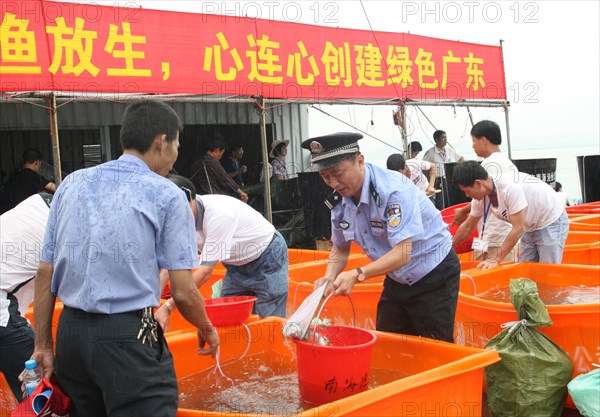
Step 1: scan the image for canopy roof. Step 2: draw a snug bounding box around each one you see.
[1,0,507,102]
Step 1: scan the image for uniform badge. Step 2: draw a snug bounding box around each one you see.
[387,215,401,228]
[385,203,401,217]
[310,141,324,154]
[370,220,384,228]
[339,220,350,230]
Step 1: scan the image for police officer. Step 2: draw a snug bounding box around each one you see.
[306,132,460,343]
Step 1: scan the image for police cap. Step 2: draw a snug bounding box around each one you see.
[301,132,363,170]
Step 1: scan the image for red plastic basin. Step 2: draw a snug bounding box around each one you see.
[442,215,478,254]
[204,296,256,327]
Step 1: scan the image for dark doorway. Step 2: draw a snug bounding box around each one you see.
[0,129,101,183]
[109,124,273,186]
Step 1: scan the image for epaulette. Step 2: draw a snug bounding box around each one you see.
[324,191,342,210]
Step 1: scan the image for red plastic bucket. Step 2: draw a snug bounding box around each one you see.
[204,296,256,327]
[440,202,479,254]
[295,325,377,405]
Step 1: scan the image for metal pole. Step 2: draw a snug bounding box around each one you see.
[399,102,408,156]
[466,106,474,126]
[504,104,512,160]
[48,93,63,184]
[415,104,437,131]
[258,97,273,223]
[500,39,512,159]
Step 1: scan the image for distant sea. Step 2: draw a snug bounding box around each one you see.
[510,145,599,203]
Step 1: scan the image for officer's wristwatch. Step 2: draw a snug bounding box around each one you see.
[356,268,366,282]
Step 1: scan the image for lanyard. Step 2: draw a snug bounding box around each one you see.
[481,180,495,239]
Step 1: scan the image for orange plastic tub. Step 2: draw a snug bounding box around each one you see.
[289,253,369,271]
[24,301,64,340]
[287,248,334,265]
[456,263,600,408]
[455,230,599,266]
[569,213,600,231]
[171,318,500,417]
[460,260,483,272]
[287,259,383,329]
[288,257,482,329]
[565,231,600,245]
[162,266,226,299]
[0,373,18,416]
[561,242,600,265]
[567,202,600,215]
[211,249,339,276]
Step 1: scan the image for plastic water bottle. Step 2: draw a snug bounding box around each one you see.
[23,359,42,397]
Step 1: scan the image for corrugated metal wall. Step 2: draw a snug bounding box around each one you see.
[0,100,309,174]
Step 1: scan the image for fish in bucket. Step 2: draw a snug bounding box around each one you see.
[283,282,329,342]
[283,282,377,405]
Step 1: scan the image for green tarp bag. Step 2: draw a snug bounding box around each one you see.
[485,278,574,417]
[567,367,600,417]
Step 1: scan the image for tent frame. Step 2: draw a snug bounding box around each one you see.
[1,91,511,222]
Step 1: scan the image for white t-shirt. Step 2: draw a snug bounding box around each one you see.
[478,153,517,246]
[196,194,275,266]
[0,194,50,327]
[422,146,462,177]
[556,191,570,206]
[405,158,433,192]
[481,152,519,183]
[471,172,565,233]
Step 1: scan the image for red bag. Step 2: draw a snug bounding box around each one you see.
[11,376,72,417]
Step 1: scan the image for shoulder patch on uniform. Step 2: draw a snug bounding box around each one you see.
[370,220,384,228]
[339,220,350,230]
[385,203,401,218]
[387,214,402,228]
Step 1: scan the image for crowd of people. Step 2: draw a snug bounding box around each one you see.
[0,100,574,416]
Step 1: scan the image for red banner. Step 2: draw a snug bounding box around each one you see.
[0,1,506,100]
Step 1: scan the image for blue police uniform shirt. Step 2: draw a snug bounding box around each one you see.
[41,154,197,314]
[331,163,452,285]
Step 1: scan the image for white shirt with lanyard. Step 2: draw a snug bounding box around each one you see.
[471,180,495,253]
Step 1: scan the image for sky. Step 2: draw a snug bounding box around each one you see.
[299,0,600,163]
[55,0,600,197]
[85,1,599,146]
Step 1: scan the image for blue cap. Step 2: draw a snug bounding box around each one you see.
[301,132,363,170]
[25,359,37,369]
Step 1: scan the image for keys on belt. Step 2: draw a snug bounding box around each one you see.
[137,307,158,347]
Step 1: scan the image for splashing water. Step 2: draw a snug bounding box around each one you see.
[178,352,410,415]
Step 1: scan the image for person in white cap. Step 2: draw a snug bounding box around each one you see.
[305,132,460,343]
